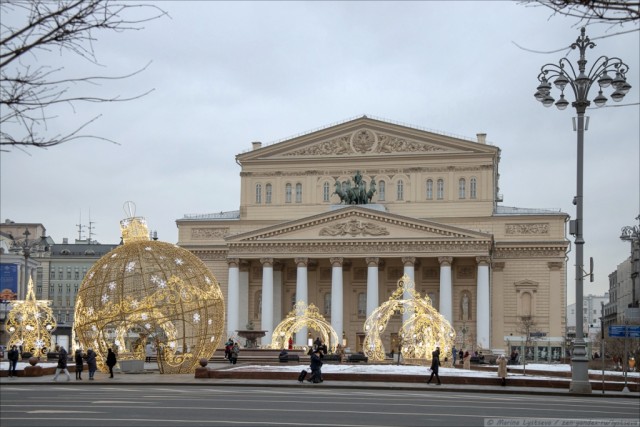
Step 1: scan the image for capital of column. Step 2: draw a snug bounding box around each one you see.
[438,256,453,267]
[492,262,505,271]
[227,258,240,268]
[365,257,379,267]
[295,257,309,267]
[330,257,344,267]
[260,257,274,267]
[476,256,491,266]
[548,262,563,271]
[401,257,416,267]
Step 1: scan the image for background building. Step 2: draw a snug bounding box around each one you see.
[177,116,569,357]
[567,293,609,343]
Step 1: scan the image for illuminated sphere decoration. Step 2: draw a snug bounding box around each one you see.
[74,205,225,374]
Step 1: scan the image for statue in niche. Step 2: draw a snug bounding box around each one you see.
[461,293,470,321]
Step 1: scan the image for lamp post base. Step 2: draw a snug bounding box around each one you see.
[569,357,592,394]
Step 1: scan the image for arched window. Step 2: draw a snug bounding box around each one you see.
[265,183,272,204]
[255,183,262,204]
[470,177,477,199]
[396,180,404,201]
[426,179,433,200]
[285,183,292,203]
[378,180,386,201]
[458,178,466,199]
[437,179,444,200]
[323,182,330,202]
[295,183,302,203]
[324,292,331,316]
[357,292,367,317]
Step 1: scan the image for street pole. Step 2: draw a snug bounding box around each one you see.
[622,321,629,393]
[601,301,605,395]
[534,27,631,394]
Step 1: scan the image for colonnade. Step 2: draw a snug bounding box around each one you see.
[226,256,491,349]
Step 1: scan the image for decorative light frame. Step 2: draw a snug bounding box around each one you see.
[269,301,339,352]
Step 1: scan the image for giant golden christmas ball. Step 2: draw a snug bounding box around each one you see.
[74,215,225,374]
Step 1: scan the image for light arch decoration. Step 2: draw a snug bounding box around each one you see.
[6,277,57,357]
[268,301,339,352]
[363,274,455,363]
[73,203,225,374]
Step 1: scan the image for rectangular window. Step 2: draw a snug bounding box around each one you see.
[58,284,63,293]
[255,184,262,204]
[58,268,63,280]
[50,269,55,279]
[426,180,433,200]
[266,184,272,204]
[66,284,71,294]
[66,267,71,280]
[285,184,292,203]
[74,268,79,280]
[470,178,477,199]
[49,284,54,294]
[396,180,404,201]
[36,285,42,297]
[378,181,386,201]
[295,183,302,203]
[459,178,466,199]
[323,182,330,202]
[437,179,444,200]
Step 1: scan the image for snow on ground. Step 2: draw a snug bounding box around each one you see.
[2,361,637,380]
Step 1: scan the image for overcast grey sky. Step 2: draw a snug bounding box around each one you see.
[1,1,638,304]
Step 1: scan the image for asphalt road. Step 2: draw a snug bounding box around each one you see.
[1,384,639,427]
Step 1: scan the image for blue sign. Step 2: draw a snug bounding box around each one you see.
[0,263,18,294]
[609,325,640,338]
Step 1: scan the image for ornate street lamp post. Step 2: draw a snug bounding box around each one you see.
[534,27,631,394]
[620,215,640,309]
[9,227,49,297]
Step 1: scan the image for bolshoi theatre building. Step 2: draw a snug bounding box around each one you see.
[176,116,568,358]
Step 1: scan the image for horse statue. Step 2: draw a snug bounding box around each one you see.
[366,179,376,203]
[333,173,376,205]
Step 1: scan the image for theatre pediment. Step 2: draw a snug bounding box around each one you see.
[237,117,496,161]
[226,207,492,243]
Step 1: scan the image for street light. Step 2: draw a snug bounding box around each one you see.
[9,227,49,297]
[620,215,640,309]
[534,27,631,394]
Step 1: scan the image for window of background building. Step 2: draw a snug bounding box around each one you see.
[295,183,302,203]
[36,285,42,297]
[66,284,71,293]
[65,312,70,323]
[378,181,386,201]
[74,268,79,280]
[323,182,330,202]
[255,183,262,204]
[58,284,62,293]
[58,268,63,280]
[266,183,272,204]
[459,178,466,199]
[66,267,71,279]
[324,292,331,316]
[57,296,62,307]
[396,180,404,201]
[470,177,477,199]
[357,292,366,317]
[426,179,433,200]
[437,179,444,200]
[49,284,54,294]
[285,183,292,203]
[50,269,55,279]
[74,284,79,293]
[82,267,87,278]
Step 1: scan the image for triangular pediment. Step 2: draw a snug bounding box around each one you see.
[226,206,492,243]
[237,116,498,162]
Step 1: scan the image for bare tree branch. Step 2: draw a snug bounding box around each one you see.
[0,0,167,151]
[522,0,640,26]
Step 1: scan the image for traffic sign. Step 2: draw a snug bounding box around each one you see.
[609,325,640,338]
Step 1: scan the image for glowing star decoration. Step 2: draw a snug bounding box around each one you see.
[6,277,57,357]
[269,301,339,352]
[362,274,455,364]
[108,282,117,291]
[73,202,225,374]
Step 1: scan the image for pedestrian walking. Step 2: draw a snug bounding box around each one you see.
[230,342,240,365]
[106,348,117,378]
[463,350,471,370]
[86,349,97,380]
[145,343,155,363]
[224,338,234,361]
[52,347,71,381]
[427,346,441,385]
[7,345,19,378]
[452,345,457,366]
[497,354,508,386]
[308,348,323,383]
[74,348,84,380]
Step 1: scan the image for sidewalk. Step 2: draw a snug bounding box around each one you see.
[2,363,638,399]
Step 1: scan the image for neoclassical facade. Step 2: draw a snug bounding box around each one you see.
[176,116,568,354]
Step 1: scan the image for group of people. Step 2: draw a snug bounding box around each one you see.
[426,346,509,386]
[224,338,240,364]
[52,346,117,381]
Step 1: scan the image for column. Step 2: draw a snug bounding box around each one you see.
[330,257,344,347]
[227,258,240,339]
[438,257,453,323]
[548,262,563,338]
[402,257,415,323]
[273,263,283,330]
[491,262,505,349]
[295,257,309,347]
[476,256,491,350]
[366,257,379,318]
[238,263,249,336]
[261,258,274,346]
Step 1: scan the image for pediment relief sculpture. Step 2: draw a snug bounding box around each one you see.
[283,129,449,157]
[318,219,390,237]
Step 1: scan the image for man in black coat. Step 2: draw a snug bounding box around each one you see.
[427,346,441,385]
[308,349,324,383]
[7,345,19,378]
